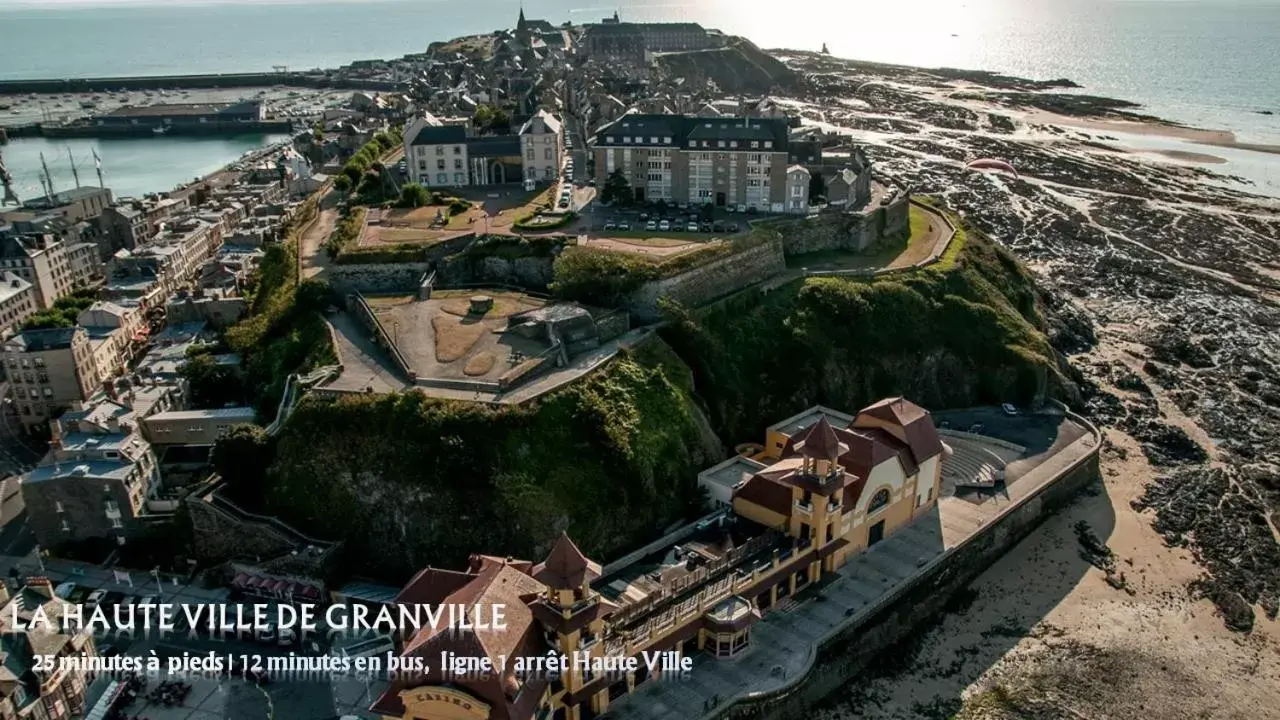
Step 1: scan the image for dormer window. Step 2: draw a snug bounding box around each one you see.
[764,141,773,149]
[688,139,696,147]
[663,137,672,144]
[730,141,738,148]
[607,136,616,143]
[649,136,658,144]
[751,141,759,148]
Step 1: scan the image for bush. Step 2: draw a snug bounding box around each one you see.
[448,199,470,216]
[398,183,430,208]
[323,207,366,258]
[549,246,658,306]
[225,193,337,415]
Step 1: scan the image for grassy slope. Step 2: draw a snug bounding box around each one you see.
[256,213,1066,582]
[267,340,715,580]
[660,221,1068,443]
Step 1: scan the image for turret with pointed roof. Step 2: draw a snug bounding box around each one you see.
[532,531,601,591]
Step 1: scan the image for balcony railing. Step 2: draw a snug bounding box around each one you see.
[794,500,812,516]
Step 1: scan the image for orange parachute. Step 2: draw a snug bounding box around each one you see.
[965,158,1018,178]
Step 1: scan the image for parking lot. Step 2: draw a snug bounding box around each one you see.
[586,203,756,236]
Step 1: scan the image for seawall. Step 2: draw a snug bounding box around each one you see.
[717,407,1102,720]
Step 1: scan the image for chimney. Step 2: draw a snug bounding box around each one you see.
[26,576,54,599]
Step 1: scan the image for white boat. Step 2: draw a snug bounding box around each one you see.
[152,126,169,136]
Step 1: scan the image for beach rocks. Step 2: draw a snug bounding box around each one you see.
[781,50,1280,634]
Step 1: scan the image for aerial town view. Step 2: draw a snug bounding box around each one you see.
[0,0,1278,719]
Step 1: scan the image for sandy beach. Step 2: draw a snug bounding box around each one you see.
[1027,110,1280,156]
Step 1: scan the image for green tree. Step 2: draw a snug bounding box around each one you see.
[334,174,353,193]
[295,278,334,314]
[472,104,511,134]
[398,183,431,208]
[211,424,275,509]
[180,354,246,409]
[601,169,631,206]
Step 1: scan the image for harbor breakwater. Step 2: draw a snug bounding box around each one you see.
[0,72,405,95]
[3,121,295,140]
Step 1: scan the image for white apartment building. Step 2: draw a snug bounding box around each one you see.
[0,272,37,340]
[519,110,564,184]
[403,118,470,188]
[0,234,75,310]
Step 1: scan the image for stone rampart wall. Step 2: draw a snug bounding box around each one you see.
[776,192,912,257]
[626,238,786,322]
[327,262,432,295]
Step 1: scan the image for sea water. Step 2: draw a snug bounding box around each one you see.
[1,0,1278,195]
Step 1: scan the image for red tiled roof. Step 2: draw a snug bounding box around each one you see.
[532,532,601,589]
[396,566,477,605]
[386,562,547,719]
[733,473,794,517]
[793,415,846,460]
[856,397,943,467]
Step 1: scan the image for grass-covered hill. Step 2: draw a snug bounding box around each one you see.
[240,216,1072,582]
[267,340,722,580]
[662,220,1075,442]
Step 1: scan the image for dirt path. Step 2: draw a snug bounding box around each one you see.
[300,205,338,280]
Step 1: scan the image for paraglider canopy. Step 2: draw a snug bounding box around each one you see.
[854,80,889,95]
[965,158,1018,178]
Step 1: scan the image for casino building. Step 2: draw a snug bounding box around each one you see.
[372,397,949,720]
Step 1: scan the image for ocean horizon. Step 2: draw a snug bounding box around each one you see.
[1,0,1279,145]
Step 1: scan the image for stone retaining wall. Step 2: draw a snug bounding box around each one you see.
[720,414,1101,720]
[595,310,632,343]
[327,262,432,295]
[626,238,786,322]
[349,292,414,380]
[773,192,911,257]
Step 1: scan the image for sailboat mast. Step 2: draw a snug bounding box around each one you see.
[67,146,81,188]
[39,152,54,202]
[93,149,105,188]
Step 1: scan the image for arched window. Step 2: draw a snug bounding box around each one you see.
[868,488,891,514]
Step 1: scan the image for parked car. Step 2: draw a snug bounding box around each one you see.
[604,222,617,231]
[1001,403,1019,416]
[726,223,740,232]
[736,204,748,213]
[617,222,631,230]
[687,222,699,232]
[968,423,986,434]
[700,222,714,232]
[86,589,108,609]
[712,221,725,232]
[646,220,657,230]
[658,220,670,231]
[558,199,570,209]
[639,212,649,221]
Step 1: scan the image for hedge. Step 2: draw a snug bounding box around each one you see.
[333,244,428,265]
